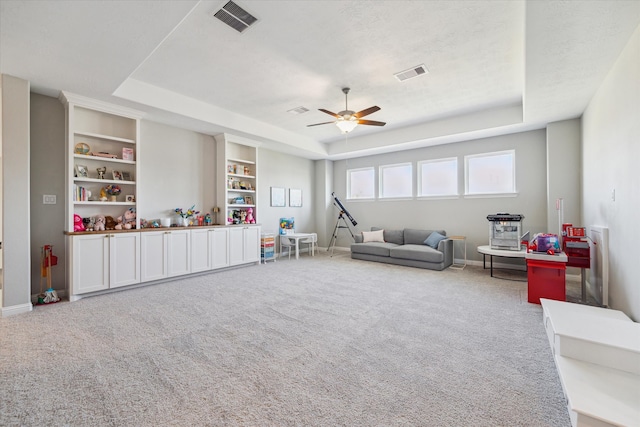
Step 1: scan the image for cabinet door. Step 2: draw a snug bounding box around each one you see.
[167,229,191,277]
[228,227,244,266]
[141,231,168,282]
[211,228,229,269]
[191,228,212,273]
[243,226,260,263]
[72,234,109,294]
[109,233,141,288]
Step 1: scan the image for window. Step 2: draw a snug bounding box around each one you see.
[465,150,516,195]
[379,162,412,199]
[418,157,458,197]
[347,167,375,199]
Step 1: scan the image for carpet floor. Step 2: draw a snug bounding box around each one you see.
[0,252,571,426]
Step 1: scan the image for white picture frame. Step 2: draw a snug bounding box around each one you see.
[270,187,285,207]
[289,188,302,207]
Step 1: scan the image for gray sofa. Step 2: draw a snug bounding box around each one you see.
[351,227,453,271]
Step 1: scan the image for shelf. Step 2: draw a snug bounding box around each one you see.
[74,201,136,206]
[74,154,135,165]
[75,131,135,144]
[228,204,255,208]
[227,188,255,193]
[74,177,135,185]
[228,173,255,179]
[228,158,255,165]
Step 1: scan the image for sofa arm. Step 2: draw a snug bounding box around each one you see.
[354,233,363,243]
[438,238,454,268]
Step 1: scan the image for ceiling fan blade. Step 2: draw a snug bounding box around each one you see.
[357,119,386,126]
[319,108,340,118]
[354,106,380,118]
[307,121,336,127]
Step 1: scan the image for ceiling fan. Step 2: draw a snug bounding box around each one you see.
[307,88,386,134]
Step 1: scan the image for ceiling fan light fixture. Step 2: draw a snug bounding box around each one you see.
[336,117,358,133]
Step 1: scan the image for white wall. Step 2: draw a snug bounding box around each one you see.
[331,130,548,260]
[582,24,640,320]
[139,120,216,223]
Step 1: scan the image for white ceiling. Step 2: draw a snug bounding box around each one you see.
[1,0,639,160]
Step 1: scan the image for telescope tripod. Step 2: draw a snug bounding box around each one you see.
[327,211,355,256]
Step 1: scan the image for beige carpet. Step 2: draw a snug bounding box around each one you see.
[0,252,571,426]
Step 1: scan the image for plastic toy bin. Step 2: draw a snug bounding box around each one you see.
[527,259,566,304]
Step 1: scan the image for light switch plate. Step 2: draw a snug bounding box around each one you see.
[43,195,56,204]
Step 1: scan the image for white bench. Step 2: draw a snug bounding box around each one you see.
[540,299,640,427]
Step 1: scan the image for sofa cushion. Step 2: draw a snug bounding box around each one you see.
[404,229,446,245]
[362,229,385,243]
[390,244,444,263]
[372,227,404,245]
[424,231,447,249]
[351,242,399,257]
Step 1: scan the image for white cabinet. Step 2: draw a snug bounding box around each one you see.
[167,229,191,277]
[229,226,260,266]
[60,92,142,232]
[191,228,212,273]
[215,134,260,225]
[140,229,191,280]
[140,231,168,282]
[70,233,140,297]
[211,227,230,269]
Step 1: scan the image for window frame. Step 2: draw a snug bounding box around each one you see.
[464,149,517,197]
[378,162,413,200]
[417,157,459,199]
[346,166,375,200]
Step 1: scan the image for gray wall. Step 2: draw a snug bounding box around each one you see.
[1,74,32,311]
[257,149,315,247]
[582,24,640,320]
[30,93,65,295]
[331,130,548,261]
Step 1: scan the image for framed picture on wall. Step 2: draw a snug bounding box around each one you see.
[270,187,285,207]
[289,188,302,207]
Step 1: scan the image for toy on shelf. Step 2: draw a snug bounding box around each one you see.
[74,214,85,232]
[115,207,136,230]
[94,215,106,231]
[245,207,256,224]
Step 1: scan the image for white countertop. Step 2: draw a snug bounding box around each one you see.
[525,251,568,262]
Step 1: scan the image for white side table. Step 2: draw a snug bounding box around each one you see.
[449,235,466,269]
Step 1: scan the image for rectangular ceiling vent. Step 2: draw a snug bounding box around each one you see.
[214,1,258,33]
[287,106,309,115]
[394,64,429,82]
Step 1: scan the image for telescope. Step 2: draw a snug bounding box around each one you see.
[332,192,357,226]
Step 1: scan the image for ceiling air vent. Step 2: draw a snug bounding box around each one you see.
[394,64,429,82]
[287,106,309,115]
[214,1,258,33]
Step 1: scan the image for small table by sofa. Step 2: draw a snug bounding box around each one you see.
[477,245,527,278]
[449,235,466,270]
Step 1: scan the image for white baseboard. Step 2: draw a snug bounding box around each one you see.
[1,302,33,317]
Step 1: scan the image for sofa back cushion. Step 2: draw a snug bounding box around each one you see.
[404,229,446,245]
[372,227,404,245]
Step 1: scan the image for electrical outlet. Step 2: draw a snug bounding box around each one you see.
[43,195,56,204]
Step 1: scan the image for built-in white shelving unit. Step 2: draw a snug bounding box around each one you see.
[215,134,260,225]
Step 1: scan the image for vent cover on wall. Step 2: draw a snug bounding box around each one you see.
[394,64,429,82]
[214,1,258,33]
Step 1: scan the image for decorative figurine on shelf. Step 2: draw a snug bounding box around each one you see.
[99,187,108,202]
[97,166,107,179]
[227,211,233,224]
[245,207,255,224]
[73,214,85,232]
[115,207,136,230]
[204,213,212,225]
[105,184,121,202]
[240,210,247,223]
[94,215,106,231]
